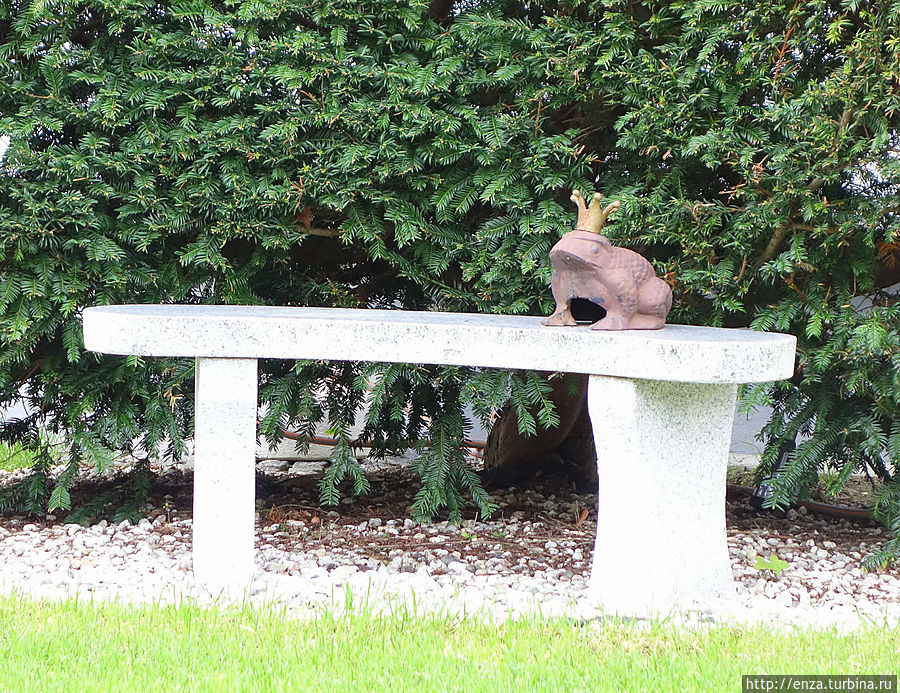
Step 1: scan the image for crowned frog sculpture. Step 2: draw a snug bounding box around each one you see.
[542,191,672,330]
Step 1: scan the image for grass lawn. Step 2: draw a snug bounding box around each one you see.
[0,595,897,692]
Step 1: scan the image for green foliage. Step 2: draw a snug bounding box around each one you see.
[411,371,497,522]
[754,553,790,576]
[1,0,899,552]
[0,0,587,521]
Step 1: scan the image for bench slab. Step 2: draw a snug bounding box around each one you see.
[83,305,796,615]
[83,305,794,384]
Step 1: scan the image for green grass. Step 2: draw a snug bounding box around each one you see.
[0,441,37,472]
[0,595,897,692]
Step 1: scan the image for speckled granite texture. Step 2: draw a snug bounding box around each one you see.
[83,305,795,384]
[192,358,258,595]
[588,377,737,615]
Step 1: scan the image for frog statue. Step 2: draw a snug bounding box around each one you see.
[542,190,672,330]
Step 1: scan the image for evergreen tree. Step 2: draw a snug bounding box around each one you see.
[1,0,898,561]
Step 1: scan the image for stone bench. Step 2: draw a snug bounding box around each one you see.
[82,305,796,614]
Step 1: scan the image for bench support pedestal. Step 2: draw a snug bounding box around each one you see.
[193,357,258,595]
[586,376,737,615]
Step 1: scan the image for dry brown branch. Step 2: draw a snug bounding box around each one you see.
[771,0,801,91]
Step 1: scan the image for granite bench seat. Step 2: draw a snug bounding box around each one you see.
[82,304,796,615]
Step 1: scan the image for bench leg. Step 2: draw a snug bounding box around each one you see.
[586,375,737,615]
[193,357,258,595]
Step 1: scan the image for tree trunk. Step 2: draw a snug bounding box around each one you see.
[482,373,597,488]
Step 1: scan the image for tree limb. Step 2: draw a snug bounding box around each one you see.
[303,227,340,238]
[754,224,790,270]
[754,107,854,269]
[807,107,853,193]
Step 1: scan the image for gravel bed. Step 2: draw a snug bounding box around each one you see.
[1,459,899,629]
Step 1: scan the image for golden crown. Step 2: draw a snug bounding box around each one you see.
[571,190,621,234]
